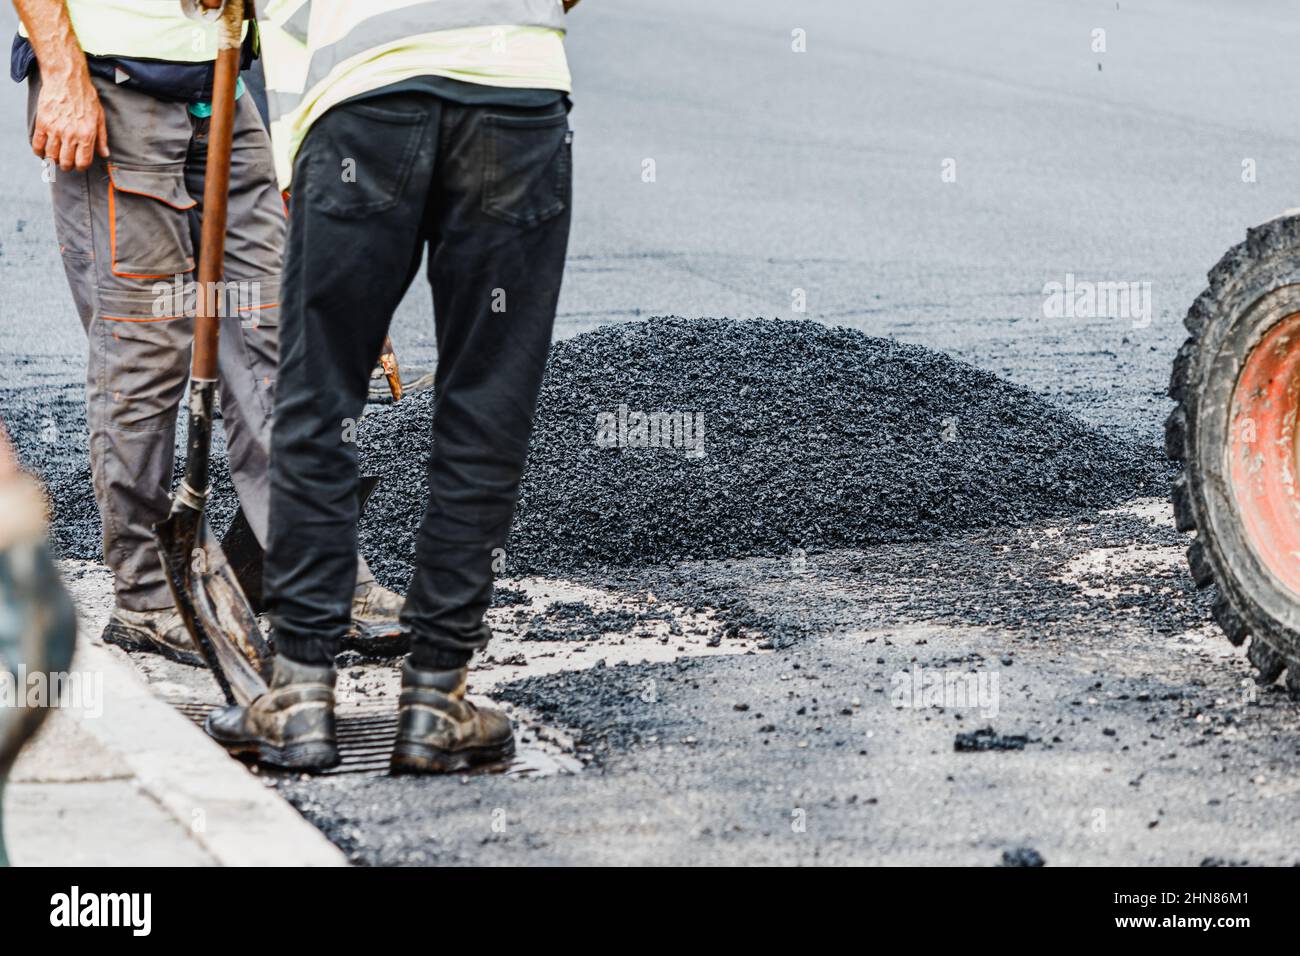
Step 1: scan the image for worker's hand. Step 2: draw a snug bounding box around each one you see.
[31,62,109,172]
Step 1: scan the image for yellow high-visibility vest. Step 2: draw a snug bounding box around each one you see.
[260,0,571,189]
[20,0,245,63]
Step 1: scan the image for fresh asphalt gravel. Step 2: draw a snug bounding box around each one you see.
[47,315,1164,587]
[356,316,1165,588]
[6,1,1300,865]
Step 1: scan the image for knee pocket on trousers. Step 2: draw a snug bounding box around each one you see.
[91,315,192,429]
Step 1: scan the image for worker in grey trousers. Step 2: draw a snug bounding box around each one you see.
[13,0,404,663]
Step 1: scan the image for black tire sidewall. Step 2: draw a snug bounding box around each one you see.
[1192,265,1300,655]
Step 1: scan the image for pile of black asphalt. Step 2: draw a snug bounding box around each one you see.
[353,316,1166,589]
[15,317,1166,583]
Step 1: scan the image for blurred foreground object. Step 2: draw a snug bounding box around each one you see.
[0,424,76,866]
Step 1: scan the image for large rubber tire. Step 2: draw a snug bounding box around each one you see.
[1167,213,1300,695]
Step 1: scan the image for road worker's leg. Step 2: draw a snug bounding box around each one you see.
[401,99,572,670]
[265,93,434,665]
[30,74,197,613]
[186,95,381,589]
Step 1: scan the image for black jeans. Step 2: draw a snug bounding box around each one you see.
[265,91,572,668]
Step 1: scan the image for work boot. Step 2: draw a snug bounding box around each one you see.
[205,655,339,771]
[101,605,203,667]
[390,659,515,774]
[343,579,409,658]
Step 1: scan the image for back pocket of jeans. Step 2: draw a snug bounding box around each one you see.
[482,108,571,228]
[307,101,429,218]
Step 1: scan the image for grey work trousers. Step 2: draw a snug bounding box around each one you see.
[30,72,372,610]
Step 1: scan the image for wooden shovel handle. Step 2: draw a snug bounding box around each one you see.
[192,0,244,380]
[379,336,403,402]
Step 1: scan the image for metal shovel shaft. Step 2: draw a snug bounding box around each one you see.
[154,0,270,706]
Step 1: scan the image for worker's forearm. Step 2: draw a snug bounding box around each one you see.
[12,0,88,80]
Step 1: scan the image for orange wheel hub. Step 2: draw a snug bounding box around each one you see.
[1228,312,1300,597]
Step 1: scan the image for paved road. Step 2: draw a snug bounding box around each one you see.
[6,1,1300,865]
[7,1,1300,439]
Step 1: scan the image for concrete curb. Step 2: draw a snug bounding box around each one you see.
[71,640,347,867]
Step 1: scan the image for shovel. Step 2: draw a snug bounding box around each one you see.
[379,335,403,402]
[223,476,381,613]
[153,0,269,707]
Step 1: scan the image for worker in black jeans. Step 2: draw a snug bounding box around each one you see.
[207,90,571,773]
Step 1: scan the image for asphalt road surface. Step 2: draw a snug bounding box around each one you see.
[6,1,1300,865]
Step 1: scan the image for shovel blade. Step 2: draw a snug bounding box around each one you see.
[221,474,382,614]
[154,503,270,706]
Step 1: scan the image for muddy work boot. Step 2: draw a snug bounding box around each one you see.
[101,606,203,667]
[341,579,409,659]
[205,655,339,771]
[390,660,515,774]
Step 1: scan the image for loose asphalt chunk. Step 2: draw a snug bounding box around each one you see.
[999,847,1047,867]
[954,726,1033,752]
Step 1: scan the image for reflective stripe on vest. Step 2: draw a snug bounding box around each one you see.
[305,0,563,94]
[258,0,569,189]
[22,0,238,63]
[265,0,565,117]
